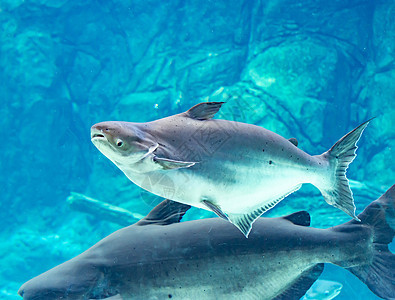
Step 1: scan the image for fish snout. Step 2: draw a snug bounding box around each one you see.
[17,286,24,298]
[17,283,62,300]
[91,123,113,141]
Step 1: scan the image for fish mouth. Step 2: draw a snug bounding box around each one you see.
[91,133,105,139]
[91,129,107,141]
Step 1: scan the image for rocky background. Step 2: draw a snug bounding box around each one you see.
[0,0,393,298]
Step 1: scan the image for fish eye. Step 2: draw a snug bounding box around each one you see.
[116,139,124,147]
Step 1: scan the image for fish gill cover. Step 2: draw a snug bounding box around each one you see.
[0,0,393,299]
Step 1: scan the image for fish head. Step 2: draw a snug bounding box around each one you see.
[91,121,153,166]
[18,258,117,299]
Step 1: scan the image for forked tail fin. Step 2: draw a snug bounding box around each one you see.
[316,119,373,220]
[341,185,395,299]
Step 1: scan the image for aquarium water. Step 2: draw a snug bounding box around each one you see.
[0,0,393,299]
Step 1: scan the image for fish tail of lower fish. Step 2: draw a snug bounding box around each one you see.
[314,118,374,220]
[333,185,395,300]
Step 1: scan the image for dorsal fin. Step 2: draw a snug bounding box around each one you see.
[185,102,225,120]
[136,200,191,226]
[288,138,298,147]
[282,211,310,226]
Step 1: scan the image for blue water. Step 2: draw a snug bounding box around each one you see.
[1,0,393,299]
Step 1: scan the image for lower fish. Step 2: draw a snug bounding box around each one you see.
[91,102,372,237]
[18,185,395,299]
[302,280,343,300]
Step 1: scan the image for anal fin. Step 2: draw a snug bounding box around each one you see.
[227,211,263,238]
[228,184,302,237]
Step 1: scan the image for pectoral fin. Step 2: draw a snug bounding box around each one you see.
[154,157,197,170]
[89,293,124,299]
[98,294,124,300]
[142,144,159,159]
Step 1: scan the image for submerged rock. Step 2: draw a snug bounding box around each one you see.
[67,192,144,226]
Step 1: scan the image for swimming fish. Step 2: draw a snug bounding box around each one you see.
[18,185,395,299]
[302,280,343,300]
[91,102,372,237]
